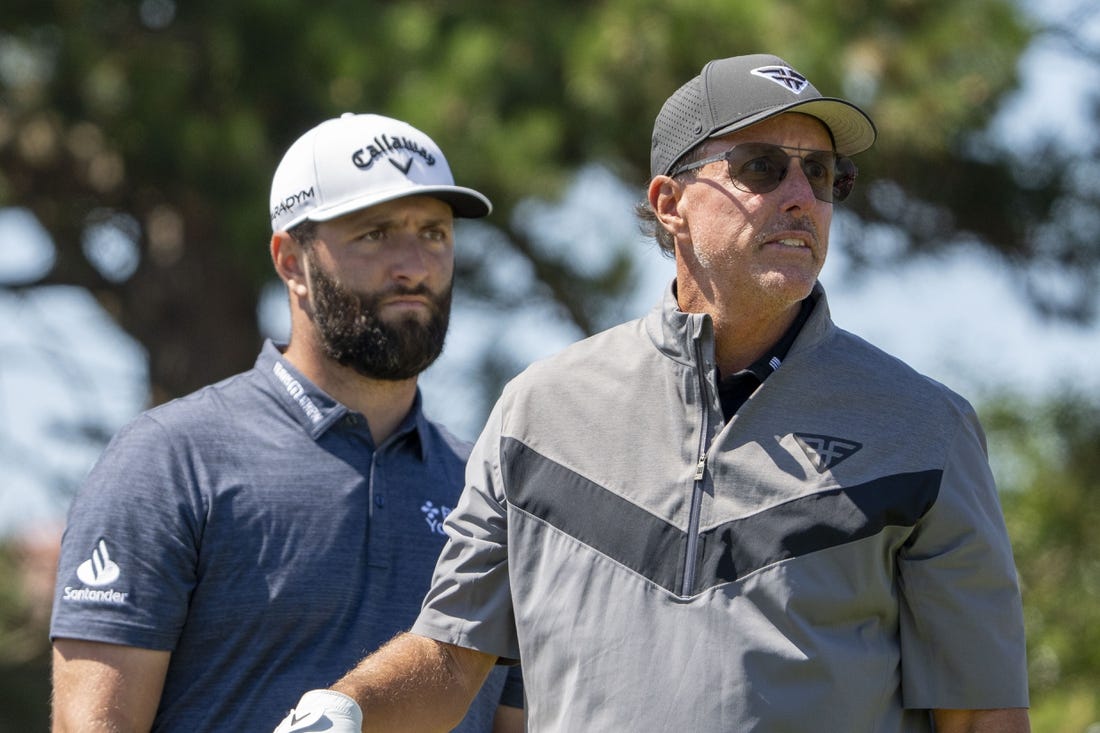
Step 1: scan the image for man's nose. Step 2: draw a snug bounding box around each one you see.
[776,157,818,208]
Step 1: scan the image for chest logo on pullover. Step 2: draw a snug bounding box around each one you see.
[794,433,863,473]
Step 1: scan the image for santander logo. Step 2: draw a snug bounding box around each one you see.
[76,539,121,587]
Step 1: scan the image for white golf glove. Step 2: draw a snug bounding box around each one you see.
[273,689,363,733]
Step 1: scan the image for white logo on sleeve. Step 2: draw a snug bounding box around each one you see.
[62,539,130,605]
[77,539,121,586]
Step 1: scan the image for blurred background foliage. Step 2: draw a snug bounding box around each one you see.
[1,0,1098,729]
[987,393,1100,732]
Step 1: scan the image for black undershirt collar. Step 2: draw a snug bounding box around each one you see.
[716,296,815,420]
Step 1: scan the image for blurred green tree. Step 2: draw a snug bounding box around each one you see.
[1,0,1099,728]
[985,391,1100,733]
[5,0,1088,410]
[0,537,54,729]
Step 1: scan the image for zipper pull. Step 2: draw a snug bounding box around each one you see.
[694,452,707,481]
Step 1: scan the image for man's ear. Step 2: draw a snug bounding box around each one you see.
[271,231,309,298]
[648,175,685,238]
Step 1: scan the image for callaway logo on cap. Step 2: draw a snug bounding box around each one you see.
[269,113,491,232]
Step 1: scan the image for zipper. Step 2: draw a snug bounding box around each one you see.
[681,338,713,597]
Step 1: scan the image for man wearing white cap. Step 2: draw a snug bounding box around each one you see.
[274,55,1029,732]
[49,113,523,732]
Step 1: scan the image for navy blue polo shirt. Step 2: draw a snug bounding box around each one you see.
[51,340,511,731]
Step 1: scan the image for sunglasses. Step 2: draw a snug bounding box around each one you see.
[669,142,858,203]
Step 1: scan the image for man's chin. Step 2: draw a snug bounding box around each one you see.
[379,308,434,327]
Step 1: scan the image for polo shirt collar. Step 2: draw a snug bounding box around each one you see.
[256,340,429,459]
[398,391,430,461]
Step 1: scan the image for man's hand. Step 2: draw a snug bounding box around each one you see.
[274,689,363,733]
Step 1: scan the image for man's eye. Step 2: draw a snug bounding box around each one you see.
[804,159,831,182]
[742,157,780,176]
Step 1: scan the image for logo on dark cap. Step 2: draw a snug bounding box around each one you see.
[751,65,810,94]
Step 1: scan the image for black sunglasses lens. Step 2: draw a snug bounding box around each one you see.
[832,157,857,202]
[726,144,854,203]
[726,145,789,193]
[802,153,837,202]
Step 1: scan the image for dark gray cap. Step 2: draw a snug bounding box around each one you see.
[651,54,877,177]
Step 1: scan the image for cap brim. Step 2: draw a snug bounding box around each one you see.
[295,185,492,229]
[712,97,877,157]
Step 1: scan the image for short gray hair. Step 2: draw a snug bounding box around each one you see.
[633,141,711,258]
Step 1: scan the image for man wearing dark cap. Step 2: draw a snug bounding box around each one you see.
[49,113,522,732]
[276,56,1030,732]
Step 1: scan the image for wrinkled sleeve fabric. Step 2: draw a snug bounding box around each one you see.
[50,414,202,651]
[412,400,519,662]
[897,399,1029,710]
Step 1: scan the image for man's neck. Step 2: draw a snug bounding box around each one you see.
[676,282,803,375]
[710,303,801,375]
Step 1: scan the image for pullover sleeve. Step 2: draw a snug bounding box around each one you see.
[412,399,519,662]
[897,400,1029,709]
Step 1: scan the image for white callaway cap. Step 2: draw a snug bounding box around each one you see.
[270,112,491,232]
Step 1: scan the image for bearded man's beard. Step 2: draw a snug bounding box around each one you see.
[307,255,451,381]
